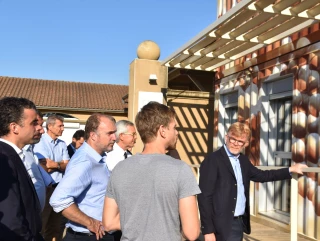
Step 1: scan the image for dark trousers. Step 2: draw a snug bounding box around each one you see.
[112,231,121,241]
[226,218,244,241]
[63,230,114,241]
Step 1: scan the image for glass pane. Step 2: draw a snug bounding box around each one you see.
[272,98,292,214]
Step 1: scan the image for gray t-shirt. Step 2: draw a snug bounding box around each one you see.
[106,153,201,241]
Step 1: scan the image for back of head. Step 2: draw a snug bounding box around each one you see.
[36,109,43,119]
[227,122,251,140]
[84,113,115,140]
[46,114,64,129]
[135,101,176,144]
[115,120,134,142]
[0,97,36,137]
[73,129,85,140]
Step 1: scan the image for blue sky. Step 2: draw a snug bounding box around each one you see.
[0,0,217,85]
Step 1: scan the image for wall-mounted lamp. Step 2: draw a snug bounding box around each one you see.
[149,74,158,85]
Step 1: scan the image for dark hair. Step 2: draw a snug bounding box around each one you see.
[73,129,85,140]
[0,97,37,136]
[135,101,176,143]
[36,109,43,118]
[84,113,115,140]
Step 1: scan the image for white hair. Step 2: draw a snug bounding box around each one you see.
[115,120,134,142]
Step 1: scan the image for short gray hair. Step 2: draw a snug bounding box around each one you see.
[46,114,64,129]
[116,120,134,142]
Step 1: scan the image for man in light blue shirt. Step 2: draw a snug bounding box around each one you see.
[33,114,70,241]
[50,113,117,241]
[23,111,54,211]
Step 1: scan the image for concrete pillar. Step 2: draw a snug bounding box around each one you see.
[128,41,168,154]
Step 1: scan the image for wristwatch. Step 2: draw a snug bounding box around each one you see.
[57,162,61,170]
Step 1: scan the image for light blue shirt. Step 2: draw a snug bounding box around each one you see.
[33,133,70,183]
[224,145,246,216]
[50,142,110,233]
[23,144,47,211]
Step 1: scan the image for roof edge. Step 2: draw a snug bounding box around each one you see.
[161,0,254,65]
[37,106,127,113]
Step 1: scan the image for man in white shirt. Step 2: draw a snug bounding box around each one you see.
[106,120,137,172]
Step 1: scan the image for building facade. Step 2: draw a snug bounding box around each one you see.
[162,0,320,239]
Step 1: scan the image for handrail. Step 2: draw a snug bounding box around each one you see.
[189,164,320,241]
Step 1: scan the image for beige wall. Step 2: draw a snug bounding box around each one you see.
[37,108,127,124]
[128,58,168,153]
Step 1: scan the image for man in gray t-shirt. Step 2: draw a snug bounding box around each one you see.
[103,101,201,241]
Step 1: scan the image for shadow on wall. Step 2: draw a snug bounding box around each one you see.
[167,100,214,166]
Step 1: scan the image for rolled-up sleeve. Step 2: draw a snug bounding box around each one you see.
[62,143,70,161]
[50,160,92,212]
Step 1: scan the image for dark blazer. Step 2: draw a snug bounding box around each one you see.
[0,141,43,241]
[198,147,291,241]
[67,144,75,158]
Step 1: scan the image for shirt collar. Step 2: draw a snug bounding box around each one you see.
[112,142,126,155]
[82,142,106,163]
[0,138,23,159]
[224,144,240,159]
[43,132,58,144]
[70,143,76,152]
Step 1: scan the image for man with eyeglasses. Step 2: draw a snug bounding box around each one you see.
[198,122,307,241]
[104,120,137,241]
[105,120,137,172]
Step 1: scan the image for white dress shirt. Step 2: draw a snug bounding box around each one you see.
[105,142,131,171]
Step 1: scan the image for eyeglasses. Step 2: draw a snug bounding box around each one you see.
[227,135,247,146]
[122,132,137,137]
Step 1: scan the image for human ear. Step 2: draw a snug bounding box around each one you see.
[159,125,166,138]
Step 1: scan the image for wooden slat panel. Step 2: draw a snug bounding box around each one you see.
[307,4,320,17]
[168,54,190,67]
[213,40,245,57]
[290,0,318,14]
[215,9,257,36]
[191,56,213,68]
[244,15,291,40]
[258,17,307,42]
[230,12,275,38]
[273,0,300,12]
[201,58,224,69]
[200,39,230,55]
[180,55,202,68]
[188,36,216,54]
[254,0,277,10]
[225,42,258,58]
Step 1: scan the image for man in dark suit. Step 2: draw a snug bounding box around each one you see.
[0,97,44,241]
[67,129,85,158]
[198,122,307,241]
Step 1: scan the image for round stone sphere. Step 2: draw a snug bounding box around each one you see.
[137,40,160,60]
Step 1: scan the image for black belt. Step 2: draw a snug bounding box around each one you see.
[52,183,59,188]
[234,215,243,219]
[67,228,94,236]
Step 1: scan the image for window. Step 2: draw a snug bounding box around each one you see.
[218,90,238,147]
[259,75,293,222]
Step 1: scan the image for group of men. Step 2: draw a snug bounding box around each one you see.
[0,96,307,241]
